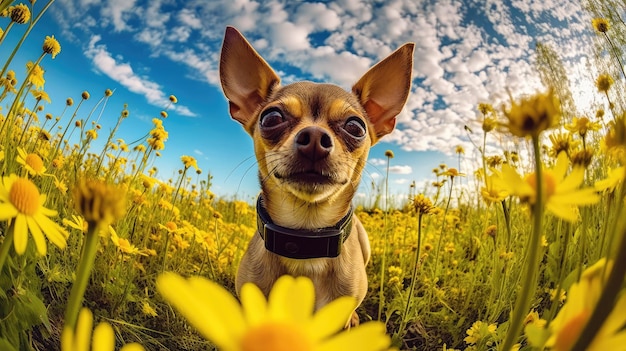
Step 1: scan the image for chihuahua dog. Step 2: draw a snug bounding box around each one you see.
[219,26,414,325]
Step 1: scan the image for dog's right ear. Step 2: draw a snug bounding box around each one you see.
[219,26,280,133]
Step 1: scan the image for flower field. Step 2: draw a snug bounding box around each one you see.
[1,1,626,351]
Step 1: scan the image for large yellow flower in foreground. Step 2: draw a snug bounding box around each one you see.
[0,174,68,255]
[61,307,144,351]
[157,274,391,351]
[500,152,599,222]
[545,259,626,351]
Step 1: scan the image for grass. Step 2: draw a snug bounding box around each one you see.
[0,1,625,350]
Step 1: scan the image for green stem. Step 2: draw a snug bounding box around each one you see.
[64,222,101,331]
[397,212,424,337]
[0,222,15,272]
[377,155,392,321]
[500,135,544,351]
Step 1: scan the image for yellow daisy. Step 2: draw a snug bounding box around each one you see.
[16,147,47,176]
[500,152,599,222]
[592,18,609,33]
[502,89,561,138]
[157,274,391,351]
[180,155,198,171]
[109,226,145,256]
[26,61,45,89]
[545,259,626,351]
[0,174,68,255]
[61,307,145,351]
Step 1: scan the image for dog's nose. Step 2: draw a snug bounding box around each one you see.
[295,126,333,161]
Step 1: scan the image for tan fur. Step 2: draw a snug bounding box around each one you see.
[219,26,414,323]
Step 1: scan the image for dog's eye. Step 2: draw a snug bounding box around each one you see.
[344,117,366,138]
[260,109,285,128]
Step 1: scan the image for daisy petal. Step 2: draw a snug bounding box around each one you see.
[120,343,146,351]
[35,213,68,248]
[307,296,356,341]
[318,322,390,351]
[240,282,268,327]
[76,308,94,351]
[157,272,241,350]
[92,322,114,351]
[26,216,47,255]
[13,215,28,254]
[0,203,18,220]
[267,275,315,323]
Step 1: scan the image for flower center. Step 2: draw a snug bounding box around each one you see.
[241,322,313,351]
[9,178,41,216]
[25,153,45,173]
[525,171,557,203]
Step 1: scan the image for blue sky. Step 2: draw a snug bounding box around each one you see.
[1,0,600,203]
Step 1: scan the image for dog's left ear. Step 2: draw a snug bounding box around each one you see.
[352,43,414,143]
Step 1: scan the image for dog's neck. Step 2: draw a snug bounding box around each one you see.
[256,195,353,259]
[260,187,354,230]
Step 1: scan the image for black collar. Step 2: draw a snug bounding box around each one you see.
[256,197,353,259]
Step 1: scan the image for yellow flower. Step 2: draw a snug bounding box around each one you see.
[181,155,198,170]
[564,116,600,138]
[61,307,145,351]
[549,132,574,158]
[157,274,391,351]
[9,4,30,24]
[109,226,145,256]
[0,174,68,255]
[455,145,465,154]
[545,259,626,351]
[104,88,113,97]
[478,102,494,116]
[169,95,178,103]
[503,89,561,138]
[570,149,594,168]
[412,194,433,214]
[596,74,614,93]
[86,129,98,140]
[481,172,509,205]
[500,152,599,222]
[464,320,497,345]
[82,91,90,100]
[385,150,394,158]
[63,215,88,233]
[72,179,126,227]
[142,301,158,317]
[43,35,61,58]
[31,89,51,103]
[26,61,45,89]
[160,111,168,118]
[16,147,47,176]
[595,166,624,193]
[443,168,465,178]
[592,18,609,33]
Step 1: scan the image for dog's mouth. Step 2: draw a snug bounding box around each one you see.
[275,170,337,185]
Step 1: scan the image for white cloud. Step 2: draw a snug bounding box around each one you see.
[388,165,413,175]
[84,36,196,117]
[100,0,137,32]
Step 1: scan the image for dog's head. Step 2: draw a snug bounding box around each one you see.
[219,26,413,207]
